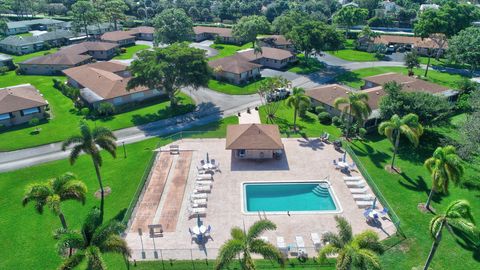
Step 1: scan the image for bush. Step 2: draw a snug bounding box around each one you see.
[0,66,8,75]
[15,67,23,75]
[317,112,332,124]
[315,106,325,114]
[332,116,342,127]
[358,128,367,138]
[96,102,115,117]
[29,117,40,126]
[80,107,90,117]
[298,103,310,118]
[120,47,127,53]
[52,79,80,100]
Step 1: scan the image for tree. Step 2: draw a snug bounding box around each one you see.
[356,0,381,17]
[56,207,131,269]
[404,51,420,76]
[257,76,290,123]
[136,0,155,24]
[333,6,368,37]
[423,200,479,270]
[70,0,99,36]
[200,7,211,22]
[22,172,87,230]
[448,27,480,75]
[319,216,384,270]
[232,15,271,47]
[285,87,310,131]
[271,10,307,35]
[286,20,344,59]
[103,0,129,31]
[215,219,284,270]
[334,92,372,139]
[378,114,424,170]
[359,25,379,43]
[128,42,210,107]
[188,6,200,21]
[424,145,464,210]
[153,8,194,45]
[62,121,117,223]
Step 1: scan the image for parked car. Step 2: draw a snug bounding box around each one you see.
[267,88,291,102]
[386,45,395,53]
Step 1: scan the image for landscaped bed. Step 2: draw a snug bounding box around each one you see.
[113,44,150,60]
[207,78,264,95]
[326,39,380,62]
[287,54,325,74]
[208,42,252,60]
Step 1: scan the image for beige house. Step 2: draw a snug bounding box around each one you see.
[257,35,294,51]
[126,26,155,41]
[237,47,297,69]
[63,61,164,109]
[0,84,48,127]
[358,35,447,56]
[226,124,284,159]
[193,26,240,44]
[101,31,136,46]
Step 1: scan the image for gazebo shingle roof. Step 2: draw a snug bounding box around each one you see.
[226,124,284,150]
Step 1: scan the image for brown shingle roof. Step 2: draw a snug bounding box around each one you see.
[127,26,154,35]
[21,52,92,65]
[61,41,118,54]
[63,61,148,100]
[364,72,415,85]
[101,30,135,42]
[258,35,292,46]
[364,72,450,94]
[226,124,284,150]
[0,84,47,114]
[373,35,447,49]
[193,26,233,37]
[208,55,261,74]
[237,47,294,61]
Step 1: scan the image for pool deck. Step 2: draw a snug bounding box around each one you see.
[125,138,396,260]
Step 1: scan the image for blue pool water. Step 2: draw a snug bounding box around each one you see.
[244,182,338,212]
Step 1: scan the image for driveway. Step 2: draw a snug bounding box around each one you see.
[189,40,218,57]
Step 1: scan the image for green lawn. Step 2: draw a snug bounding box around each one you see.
[419,56,471,70]
[10,48,59,63]
[336,66,466,89]
[207,78,264,95]
[0,71,195,151]
[113,44,150,60]
[288,54,325,74]
[0,116,238,270]
[15,32,33,37]
[209,42,252,60]
[326,39,380,62]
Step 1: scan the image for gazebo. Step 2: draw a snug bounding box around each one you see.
[225,124,284,159]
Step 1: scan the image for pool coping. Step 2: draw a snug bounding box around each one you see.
[240,180,343,215]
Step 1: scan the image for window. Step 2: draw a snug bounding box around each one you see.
[21,107,40,116]
[238,149,246,157]
[0,113,11,120]
[113,97,123,104]
[131,92,145,100]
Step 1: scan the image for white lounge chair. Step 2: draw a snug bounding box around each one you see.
[276,237,288,256]
[193,186,211,193]
[196,180,213,186]
[346,180,367,188]
[295,236,307,255]
[349,187,368,194]
[188,207,206,217]
[311,233,322,251]
[343,176,362,181]
[191,193,208,199]
[191,198,207,205]
[356,200,375,208]
[197,174,213,180]
[352,194,374,201]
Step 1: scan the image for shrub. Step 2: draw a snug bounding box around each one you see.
[0,66,8,75]
[358,127,367,138]
[52,79,80,100]
[80,108,90,117]
[29,117,40,126]
[332,116,342,127]
[96,102,115,117]
[15,67,22,75]
[315,106,325,114]
[298,103,310,118]
[214,35,222,44]
[317,112,332,124]
[120,47,127,53]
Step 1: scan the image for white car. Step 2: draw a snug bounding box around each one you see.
[267,88,291,102]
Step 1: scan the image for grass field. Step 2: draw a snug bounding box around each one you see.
[0,71,195,151]
[10,48,59,63]
[0,116,238,270]
[419,56,471,70]
[113,44,150,60]
[288,54,325,74]
[207,78,264,95]
[336,66,466,89]
[326,39,380,62]
[209,43,252,60]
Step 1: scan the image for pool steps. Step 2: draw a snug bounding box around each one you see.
[312,184,330,197]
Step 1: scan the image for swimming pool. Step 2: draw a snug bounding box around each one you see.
[243,181,341,213]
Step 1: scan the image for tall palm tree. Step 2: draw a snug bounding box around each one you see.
[215,219,285,270]
[423,200,479,270]
[424,145,464,210]
[56,207,131,269]
[319,216,384,270]
[334,92,372,139]
[22,172,87,230]
[285,87,311,131]
[378,113,424,170]
[62,121,117,223]
[257,76,290,123]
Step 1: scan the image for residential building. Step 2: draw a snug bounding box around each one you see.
[61,22,117,36]
[126,26,155,41]
[257,35,294,51]
[0,30,74,55]
[3,18,65,35]
[101,31,136,46]
[357,35,447,56]
[18,41,118,75]
[209,55,262,85]
[237,47,297,69]
[193,26,240,44]
[0,84,49,127]
[226,124,284,159]
[63,61,164,108]
[0,54,14,69]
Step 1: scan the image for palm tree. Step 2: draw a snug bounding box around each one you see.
[62,121,117,223]
[285,87,311,131]
[334,92,372,139]
[56,207,131,269]
[257,76,290,123]
[22,172,87,230]
[423,145,464,210]
[423,200,479,270]
[253,43,263,58]
[215,219,285,270]
[319,216,384,270]
[378,113,424,170]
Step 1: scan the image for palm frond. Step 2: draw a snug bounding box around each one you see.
[92,127,116,141]
[334,97,349,109]
[68,145,84,165]
[352,230,384,254]
[322,232,343,249]
[335,215,353,245]
[22,183,51,213]
[429,215,445,239]
[246,219,277,242]
[230,227,246,241]
[95,139,117,159]
[91,220,125,247]
[354,248,382,270]
[56,231,85,254]
[58,250,85,270]
[335,247,354,270]
[46,194,62,215]
[249,239,285,267]
[60,180,88,205]
[98,235,131,256]
[82,208,103,244]
[215,239,244,270]
[85,246,106,270]
[318,243,339,264]
[61,135,84,151]
[446,200,474,223]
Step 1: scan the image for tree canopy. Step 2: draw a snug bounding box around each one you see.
[153,8,194,45]
[448,27,480,74]
[333,6,369,33]
[69,0,99,35]
[232,15,271,46]
[272,10,307,35]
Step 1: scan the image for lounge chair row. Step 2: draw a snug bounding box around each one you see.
[343,176,376,208]
[272,233,330,257]
[188,165,216,218]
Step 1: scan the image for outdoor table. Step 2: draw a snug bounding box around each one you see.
[338,162,349,169]
[368,209,379,219]
[202,163,215,170]
[192,225,207,235]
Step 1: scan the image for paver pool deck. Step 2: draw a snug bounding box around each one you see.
[125,138,396,260]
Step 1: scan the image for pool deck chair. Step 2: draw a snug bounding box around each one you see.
[191,193,208,200]
[197,174,213,180]
[276,237,288,256]
[352,194,374,201]
[295,236,307,255]
[191,198,207,205]
[356,199,376,208]
[196,180,213,186]
[349,187,368,194]
[346,180,367,188]
[169,145,180,154]
[193,186,211,193]
[344,176,362,181]
[188,207,206,218]
[311,233,322,251]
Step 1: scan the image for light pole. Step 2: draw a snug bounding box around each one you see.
[123,142,127,158]
[138,228,145,259]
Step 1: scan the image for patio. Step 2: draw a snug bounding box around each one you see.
[125,138,396,260]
